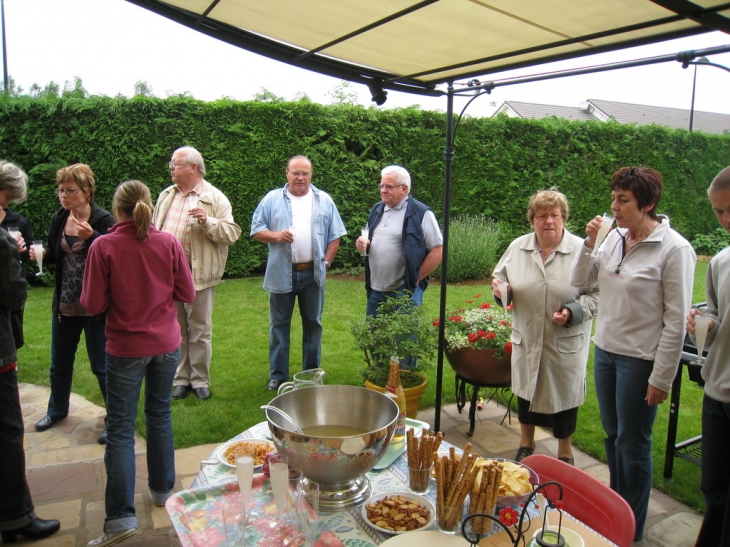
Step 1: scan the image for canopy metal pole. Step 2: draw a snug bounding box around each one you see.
[434,83,455,432]
[1,0,8,95]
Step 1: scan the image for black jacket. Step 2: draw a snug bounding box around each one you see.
[0,229,27,367]
[44,204,115,318]
[0,208,33,278]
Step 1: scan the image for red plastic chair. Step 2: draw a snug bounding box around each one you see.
[521,454,636,547]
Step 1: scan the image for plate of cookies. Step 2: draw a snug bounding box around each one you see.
[215,438,275,469]
[361,491,436,535]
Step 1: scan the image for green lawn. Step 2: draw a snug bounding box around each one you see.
[17,260,710,511]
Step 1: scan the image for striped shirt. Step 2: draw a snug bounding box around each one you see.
[159,182,202,263]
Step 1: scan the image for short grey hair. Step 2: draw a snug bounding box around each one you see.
[709,166,730,195]
[381,165,411,192]
[0,160,28,204]
[174,146,206,176]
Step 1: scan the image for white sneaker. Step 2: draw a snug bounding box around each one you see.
[87,528,137,546]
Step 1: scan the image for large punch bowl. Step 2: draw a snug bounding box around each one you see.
[266,385,398,511]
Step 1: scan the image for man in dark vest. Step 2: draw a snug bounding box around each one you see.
[356,165,443,368]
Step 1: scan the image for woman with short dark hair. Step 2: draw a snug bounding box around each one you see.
[570,166,696,542]
[31,163,115,442]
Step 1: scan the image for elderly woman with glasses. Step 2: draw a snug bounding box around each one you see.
[570,166,695,542]
[30,164,114,441]
[492,188,599,466]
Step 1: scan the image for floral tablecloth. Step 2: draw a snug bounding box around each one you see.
[168,421,433,547]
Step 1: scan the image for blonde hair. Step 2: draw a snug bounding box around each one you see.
[113,180,153,241]
[527,187,569,223]
[56,163,96,202]
[0,160,28,203]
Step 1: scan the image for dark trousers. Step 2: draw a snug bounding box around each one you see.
[695,394,730,547]
[0,369,34,530]
[47,314,107,421]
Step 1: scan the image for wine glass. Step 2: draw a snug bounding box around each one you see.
[361,226,369,256]
[591,213,614,257]
[493,278,509,306]
[270,463,289,522]
[289,224,298,263]
[235,454,254,527]
[33,240,46,276]
[188,193,199,224]
[691,310,711,366]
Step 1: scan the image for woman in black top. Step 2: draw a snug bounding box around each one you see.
[30,164,114,442]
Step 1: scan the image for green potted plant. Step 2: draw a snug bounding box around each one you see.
[435,295,513,385]
[350,293,437,417]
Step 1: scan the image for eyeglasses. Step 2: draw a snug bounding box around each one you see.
[169,161,190,168]
[534,213,563,222]
[57,188,82,196]
[288,171,311,178]
[379,184,404,191]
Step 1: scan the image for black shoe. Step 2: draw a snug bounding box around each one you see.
[515,446,534,462]
[558,456,575,466]
[193,387,211,400]
[1,517,61,542]
[267,379,282,391]
[34,415,55,431]
[98,429,108,445]
[172,385,191,400]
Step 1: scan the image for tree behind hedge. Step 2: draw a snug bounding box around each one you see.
[1,94,728,280]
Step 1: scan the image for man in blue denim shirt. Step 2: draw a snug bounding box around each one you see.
[251,156,347,391]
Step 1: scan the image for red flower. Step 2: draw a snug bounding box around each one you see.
[505,342,513,353]
[486,332,496,340]
[480,302,492,309]
[468,333,479,343]
[507,304,514,311]
[500,320,508,326]
[432,320,440,327]
[474,293,482,298]
[499,506,518,527]
[448,315,463,322]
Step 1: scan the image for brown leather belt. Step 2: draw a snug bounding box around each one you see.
[292,261,314,271]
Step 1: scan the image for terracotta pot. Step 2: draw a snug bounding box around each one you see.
[445,347,511,385]
[364,372,428,419]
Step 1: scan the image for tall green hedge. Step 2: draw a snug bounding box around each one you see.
[1,94,728,279]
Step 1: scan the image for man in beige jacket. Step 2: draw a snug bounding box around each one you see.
[152,146,241,400]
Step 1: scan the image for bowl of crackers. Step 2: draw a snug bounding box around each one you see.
[361,492,436,534]
[478,458,538,508]
[216,438,275,469]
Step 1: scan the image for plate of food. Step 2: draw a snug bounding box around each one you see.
[216,438,275,469]
[361,491,436,535]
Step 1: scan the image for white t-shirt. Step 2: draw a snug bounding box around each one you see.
[287,188,313,263]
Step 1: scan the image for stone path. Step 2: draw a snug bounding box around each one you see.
[18,383,702,546]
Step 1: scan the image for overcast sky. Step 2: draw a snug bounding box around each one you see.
[3,0,730,118]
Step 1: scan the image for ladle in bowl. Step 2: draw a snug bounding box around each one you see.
[261,405,304,434]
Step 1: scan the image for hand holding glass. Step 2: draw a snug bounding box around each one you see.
[493,279,509,306]
[188,194,199,224]
[361,226,369,256]
[33,241,45,276]
[691,311,711,365]
[591,213,614,257]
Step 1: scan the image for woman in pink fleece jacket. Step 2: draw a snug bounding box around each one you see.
[81,180,195,547]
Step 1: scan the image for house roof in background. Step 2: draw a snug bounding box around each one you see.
[493,98,730,134]
[125,0,730,96]
[496,101,596,121]
[589,98,730,133]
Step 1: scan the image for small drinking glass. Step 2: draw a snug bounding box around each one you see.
[591,213,614,257]
[408,463,433,494]
[297,480,320,546]
[188,193,199,224]
[361,226,369,256]
[493,278,509,306]
[33,240,46,276]
[691,310,711,366]
[235,452,254,524]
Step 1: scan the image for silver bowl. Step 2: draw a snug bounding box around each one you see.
[265,385,399,511]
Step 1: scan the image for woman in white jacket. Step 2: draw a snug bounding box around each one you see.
[492,189,598,466]
[570,166,696,543]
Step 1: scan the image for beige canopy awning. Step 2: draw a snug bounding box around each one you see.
[127,0,730,96]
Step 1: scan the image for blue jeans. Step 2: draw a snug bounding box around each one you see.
[103,349,179,533]
[695,394,730,547]
[366,286,424,370]
[269,268,324,382]
[47,314,107,421]
[594,346,657,542]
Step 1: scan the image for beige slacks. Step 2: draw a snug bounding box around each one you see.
[173,286,215,389]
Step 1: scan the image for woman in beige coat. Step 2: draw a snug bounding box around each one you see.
[492,189,598,464]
